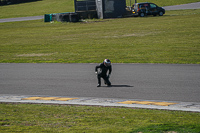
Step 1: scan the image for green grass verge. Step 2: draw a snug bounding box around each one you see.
[0,0,74,19]
[0,9,200,64]
[0,103,200,132]
[0,0,199,18]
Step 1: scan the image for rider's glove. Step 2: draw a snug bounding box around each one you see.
[95,71,98,75]
[108,74,111,78]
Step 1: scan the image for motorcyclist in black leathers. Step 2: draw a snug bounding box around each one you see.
[95,59,112,87]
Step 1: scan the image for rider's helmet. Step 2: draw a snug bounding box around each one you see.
[104,59,111,67]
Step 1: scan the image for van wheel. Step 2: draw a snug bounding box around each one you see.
[140,12,145,17]
[158,11,163,16]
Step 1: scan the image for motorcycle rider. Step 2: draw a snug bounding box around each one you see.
[95,59,112,87]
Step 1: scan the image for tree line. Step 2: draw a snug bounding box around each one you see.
[0,0,41,6]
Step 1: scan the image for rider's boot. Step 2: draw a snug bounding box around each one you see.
[97,84,101,87]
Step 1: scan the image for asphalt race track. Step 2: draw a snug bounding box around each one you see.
[0,16,43,23]
[163,2,200,10]
[0,3,200,106]
[1,63,200,102]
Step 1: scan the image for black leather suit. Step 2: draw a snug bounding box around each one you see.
[95,63,112,86]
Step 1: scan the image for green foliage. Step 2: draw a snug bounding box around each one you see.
[0,103,200,132]
[0,9,200,64]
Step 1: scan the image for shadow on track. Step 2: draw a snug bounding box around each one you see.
[111,85,133,87]
[101,85,133,87]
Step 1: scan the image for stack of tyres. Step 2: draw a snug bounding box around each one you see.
[45,12,79,22]
[69,13,79,22]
